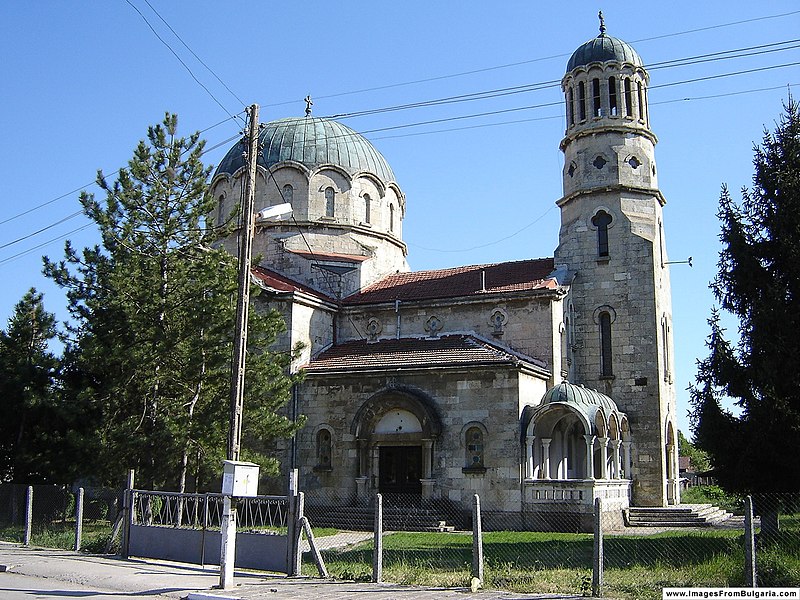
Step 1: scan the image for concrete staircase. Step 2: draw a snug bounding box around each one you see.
[627,503,733,528]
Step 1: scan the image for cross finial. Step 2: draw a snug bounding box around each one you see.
[305,95,313,116]
[598,10,606,36]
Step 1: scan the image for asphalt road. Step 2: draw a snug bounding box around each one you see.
[0,543,582,600]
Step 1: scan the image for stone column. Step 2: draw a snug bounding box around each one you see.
[541,438,552,480]
[599,76,610,117]
[622,441,632,479]
[525,435,535,479]
[356,440,365,477]
[611,440,622,479]
[372,445,380,489]
[584,435,596,480]
[421,440,434,501]
[598,437,609,480]
[422,440,433,479]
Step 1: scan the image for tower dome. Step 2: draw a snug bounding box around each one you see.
[215,116,395,183]
[566,12,642,72]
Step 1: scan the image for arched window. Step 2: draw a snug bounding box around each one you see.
[389,204,395,232]
[324,187,335,217]
[624,78,633,118]
[662,314,672,383]
[592,210,613,257]
[637,81,644,122]
[282,184,293,204]
[608,77,618,116]
[592,78,601,117]
[567,88,574,126]
[316,429,332,470]
[578,81,586,121]
[217,194,225,226]
[465,426,485,469]
[599,311,613,377]
[364,193,371,223]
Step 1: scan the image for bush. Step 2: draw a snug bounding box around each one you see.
[681,485,743,513]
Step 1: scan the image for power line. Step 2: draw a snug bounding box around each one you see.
[2,59,795,259]
[262,9,800,110]
[140,0,247,109]
[326,39,799,123]
[3,29,799,264]
[124,0,240,121]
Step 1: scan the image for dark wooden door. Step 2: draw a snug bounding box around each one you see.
[378,446,422,494]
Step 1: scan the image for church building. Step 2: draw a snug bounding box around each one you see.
[210,20,680,530]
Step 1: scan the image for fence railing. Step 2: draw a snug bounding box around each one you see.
[2,481,798,599]
[130,490,289,532]
[299,489,800,599]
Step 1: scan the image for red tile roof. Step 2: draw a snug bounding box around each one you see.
[251,266,335,302]
[344,258,557,305]
[303,334,548,374]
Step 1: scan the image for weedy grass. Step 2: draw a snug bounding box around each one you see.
[309,515,799,600]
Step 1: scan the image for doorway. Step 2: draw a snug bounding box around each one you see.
[379,446,422,494]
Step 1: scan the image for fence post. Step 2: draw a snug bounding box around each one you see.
[592,497,603,598]
[23,486,33,546]
[373,493,383,583]
[472,494,484,585]
[121,469,135,558]
[291,491,305,576]
[74,488,84,552]
[286,469,298,575]
[744,495,757,587]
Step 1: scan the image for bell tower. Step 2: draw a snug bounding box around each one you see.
[554,13,679,506]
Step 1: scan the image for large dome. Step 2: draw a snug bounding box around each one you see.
[566,31,642,73]
[215,116,395,182]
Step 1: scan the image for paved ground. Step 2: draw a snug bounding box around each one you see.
[0,543,583,600]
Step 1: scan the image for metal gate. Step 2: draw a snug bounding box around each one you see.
[126,490,296,573]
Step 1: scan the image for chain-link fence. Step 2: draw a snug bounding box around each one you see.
[0,483,122,553]
[299,489,800,599]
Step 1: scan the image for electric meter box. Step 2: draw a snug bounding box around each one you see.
[221,460,260,497]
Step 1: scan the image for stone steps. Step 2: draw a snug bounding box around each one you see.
[627,503,733,527]
[304,503,462,532]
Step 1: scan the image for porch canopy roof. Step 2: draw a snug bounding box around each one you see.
[523,380,628,439]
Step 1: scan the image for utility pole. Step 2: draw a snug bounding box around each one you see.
[220,103,260,590]
[229,103,260,462]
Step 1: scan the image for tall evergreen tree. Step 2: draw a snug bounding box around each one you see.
[690,99,800,493]
[44,114,301,490]
[0,289,60,482]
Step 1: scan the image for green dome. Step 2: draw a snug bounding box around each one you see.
[566,33,642,73]
[215,116,395,182]
[541,380,618,413]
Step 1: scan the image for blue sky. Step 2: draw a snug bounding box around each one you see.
[1,1,798,435]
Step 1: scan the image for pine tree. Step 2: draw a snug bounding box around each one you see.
[0,289,60,482]
[690,99,800,494]
[44,114,302,490]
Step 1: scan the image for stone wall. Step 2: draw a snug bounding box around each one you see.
[295,367,549,514]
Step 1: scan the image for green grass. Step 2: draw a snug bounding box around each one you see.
[308,516,800,600]
[0,520,115,553]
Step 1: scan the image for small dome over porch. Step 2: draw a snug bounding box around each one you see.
[521,381,633,522]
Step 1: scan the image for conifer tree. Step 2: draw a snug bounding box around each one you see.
[45,114,302,490]
[0,289,60,482]
[690,99,800,493]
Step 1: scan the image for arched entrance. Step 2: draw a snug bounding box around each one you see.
[351,387,442,500]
